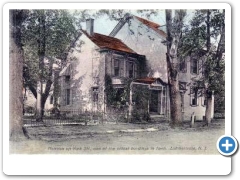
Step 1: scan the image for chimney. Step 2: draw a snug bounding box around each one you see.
[86,18,94,36]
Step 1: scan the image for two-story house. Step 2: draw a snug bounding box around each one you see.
[110,14,214,121]
[59,19,145,115]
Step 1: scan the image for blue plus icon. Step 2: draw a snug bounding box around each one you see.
[217,135,238,156]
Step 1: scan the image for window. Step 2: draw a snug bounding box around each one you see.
[114,88,124,104]
[190,59,198,74]
[66,89,70,105]
[114,59,120,76]
[92,87,99,102]
[179,59,187,73]
[179,82,187,91]
[180,92,184,112]
[65,75,70,82]
[50,95,54,104]
[201,60,205,76]
[128,62,134,78]
[190,87,198,106]
[201,92,207,106]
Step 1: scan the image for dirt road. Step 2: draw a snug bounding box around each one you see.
[10,119,225,154]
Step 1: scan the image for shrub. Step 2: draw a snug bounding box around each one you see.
[24,106,35,114]
[143,112,151,122]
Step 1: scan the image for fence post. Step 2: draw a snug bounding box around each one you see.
[190,112,195,127]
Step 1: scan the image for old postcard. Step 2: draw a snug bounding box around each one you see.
[3,2,232,175]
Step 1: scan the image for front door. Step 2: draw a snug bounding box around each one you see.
[150,90,159,114]
[149,88,166,115]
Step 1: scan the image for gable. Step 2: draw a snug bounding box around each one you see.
[109,14,166,39]
[133,16,167,38]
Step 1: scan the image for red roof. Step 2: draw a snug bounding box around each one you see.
[82,30,137,54]
[134,16,167,38]
[134,77,156,84]
[134,77,167,85]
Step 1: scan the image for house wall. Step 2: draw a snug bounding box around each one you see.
[59,32,146,116]
[114,17,208,121]
[24,89,36,109]
[59,34,105,114]
[179,56,206,121]
[105,51,145,84]
[114,17,168,82]
[24,86,54,114]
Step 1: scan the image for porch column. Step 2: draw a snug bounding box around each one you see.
[129,82,133,117]
[211,91,214,119]
[168,86,171,121]
[160,86,163,114]
[36,81,41,113]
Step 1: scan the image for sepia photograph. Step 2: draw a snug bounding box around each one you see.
[9,7,225,155]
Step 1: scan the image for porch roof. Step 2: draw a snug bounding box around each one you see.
[134,77,168,86]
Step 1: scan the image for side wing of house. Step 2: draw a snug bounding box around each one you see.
[111,15,168,83]
[179,56,212,120]
[59,33,106,114]
[111,15,212,121]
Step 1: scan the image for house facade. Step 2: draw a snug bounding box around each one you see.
[23,84,55,115]
[59,19,146,116]
[110,14,214,121]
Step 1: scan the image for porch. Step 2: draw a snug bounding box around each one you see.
[129,77,170,120]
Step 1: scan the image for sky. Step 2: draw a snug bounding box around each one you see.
[77,10,165,35]
[74,9,195,36]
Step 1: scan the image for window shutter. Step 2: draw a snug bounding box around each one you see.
[105,54,112,75]
[197,90,199,106]
[126,61,129,78]
[64,89,66,105]
[134,62,138,78]
[190,59,193,74]
[120,60,124,77]
[190,88,193,106]
[72,88,76,105]
[197,60,199,75]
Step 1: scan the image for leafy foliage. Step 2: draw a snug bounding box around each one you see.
[104,74,132,106]
[131,85,151,123]
[22,10,79,87]
[179,10,225,113]
[20,10,83,120]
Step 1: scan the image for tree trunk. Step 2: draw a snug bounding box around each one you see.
[41,94,48,118]
[36,81,43,122]
[205,90,212,125]
[166,54,182,126]
[36,10,46,122]
[169,80,182,126]
[165,9,186,127]
[9,10,29,140]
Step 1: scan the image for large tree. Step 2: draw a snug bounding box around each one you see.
[9,10,29,140]
[179,10,225,125]
[22,10,80,121]
[165,10,186,127]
